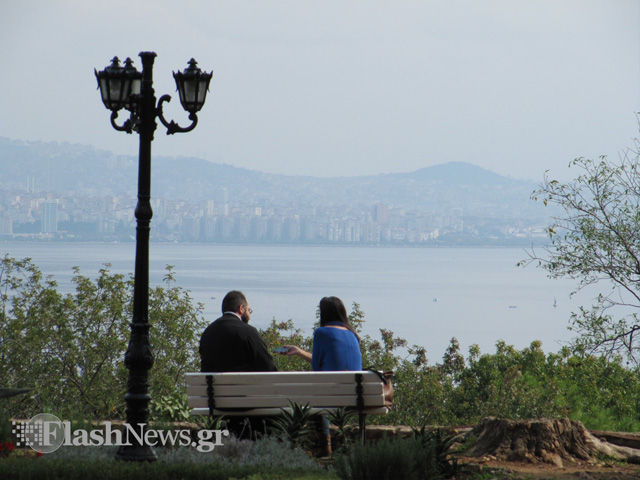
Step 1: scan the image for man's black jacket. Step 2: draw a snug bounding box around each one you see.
[199,313,277,372]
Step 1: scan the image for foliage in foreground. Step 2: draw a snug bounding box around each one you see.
[333,436,440,480]
[269,401,317,450]
[0,457,329,480]
[262,308,640,432]
[0,256,207,420]
[2,255,640,432]
[1,435,327,480]
[522,152,640,363]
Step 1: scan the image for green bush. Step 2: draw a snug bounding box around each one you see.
[0,436,328,480]
[0,405,12,443]
[412,427,460,478]
[46,435,322,470]
[4,256,640,431]
[0,256,207,420]
[149,393,191,423]
[0,457,328,480]
[268,402,317,450]
[333,436,439,480]
[269,304,640,430]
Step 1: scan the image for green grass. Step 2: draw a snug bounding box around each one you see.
[0,436,337,480]
[0,456,335,480]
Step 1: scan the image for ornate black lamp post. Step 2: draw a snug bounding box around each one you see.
[95,52,212,461]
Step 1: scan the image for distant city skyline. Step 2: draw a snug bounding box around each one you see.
[1,1,639,182]
[1,184,549,246]
[0,143,550,246]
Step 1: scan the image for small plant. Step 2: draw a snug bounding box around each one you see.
[453,432,477,454]
[149,394,190,423]
[329,407,357,449]
[199,414,227,431]
[268,402,316,450]
[411,426,461,478]
[334,435,438,480]
[469,469,532,480]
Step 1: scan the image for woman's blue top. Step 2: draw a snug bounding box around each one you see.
[311,323,362,371]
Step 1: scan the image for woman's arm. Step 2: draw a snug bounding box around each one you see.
[279,345,312,363]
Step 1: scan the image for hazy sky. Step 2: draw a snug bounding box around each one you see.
[1,1,639,181]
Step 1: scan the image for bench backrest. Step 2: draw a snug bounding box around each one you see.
[186,371,389,416]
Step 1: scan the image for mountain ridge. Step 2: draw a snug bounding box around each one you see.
[0,136,527,183]
[0,137,539,217]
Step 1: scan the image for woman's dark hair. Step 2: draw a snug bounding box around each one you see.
[319,296,359,341]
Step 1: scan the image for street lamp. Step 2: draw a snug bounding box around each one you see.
[95,52,212,462]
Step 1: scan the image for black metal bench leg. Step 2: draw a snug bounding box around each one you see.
[358,412,366,445]
[354,372,367,445]
[206,375,215,417]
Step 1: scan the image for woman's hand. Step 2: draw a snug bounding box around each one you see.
[280,345,312,363]
[280,345,300,356]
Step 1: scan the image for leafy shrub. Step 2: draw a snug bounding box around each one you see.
[268,402,317,450]
[0,256,207,420]
[329,407,357,448]
[0,456,325,480]
[333,436,438,480]
[0,406,12,443]
[269,303,640,431]
[412,426,460,478]
[149,393,190,423]
[4,256,640,432]
[16,435,325,479]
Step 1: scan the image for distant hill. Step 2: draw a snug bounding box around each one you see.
[398,161,508,185]
[0,137,542,218]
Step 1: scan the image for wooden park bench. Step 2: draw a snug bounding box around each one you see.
[186,371,391,442]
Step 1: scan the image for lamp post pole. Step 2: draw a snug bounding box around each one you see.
[116,51,157,462]
[95,51,212,462]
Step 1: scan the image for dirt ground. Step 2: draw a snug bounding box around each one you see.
[453,456,640,479]
[363,424,640,479]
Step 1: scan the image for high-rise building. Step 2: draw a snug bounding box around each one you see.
[41,201,58,233]
[0,215,12,235]
[373,203,388,225]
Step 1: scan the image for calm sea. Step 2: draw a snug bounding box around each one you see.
[1,242,593,362]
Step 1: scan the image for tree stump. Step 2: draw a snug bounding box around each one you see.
[463,417,640,468]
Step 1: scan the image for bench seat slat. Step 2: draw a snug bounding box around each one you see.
[186,383,383,397]
[188,394,385,409]
[186,371,383,386]
[190,406,389,416]
[185,371,390,422]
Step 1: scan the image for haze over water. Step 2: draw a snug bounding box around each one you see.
[2,243,593,362]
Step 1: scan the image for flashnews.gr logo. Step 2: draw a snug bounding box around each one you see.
[12,413,64,454]
[12,414,229,454]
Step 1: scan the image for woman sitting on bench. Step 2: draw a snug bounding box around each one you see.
[279,296,362,456]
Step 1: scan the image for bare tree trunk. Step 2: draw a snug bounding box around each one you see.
[464,417,640,468]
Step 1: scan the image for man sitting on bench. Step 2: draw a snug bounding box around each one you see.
[199,290,277,436]
[199,290,277,373]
